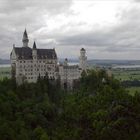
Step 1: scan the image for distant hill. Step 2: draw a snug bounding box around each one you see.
[88,59,140,67]
[60,58,140,66]
[0,59,10,64]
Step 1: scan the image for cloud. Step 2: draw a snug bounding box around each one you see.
[50,1,140,59]
[0,0,73,58]
[0,0,140,60]
[0,0,73,15]
[134,0,140,2]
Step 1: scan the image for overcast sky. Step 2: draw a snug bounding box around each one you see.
[0,0,140,60]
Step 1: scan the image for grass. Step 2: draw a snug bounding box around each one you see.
[113,69,140,81]
[0,67,11,80]
[126,87,140,96]
[112,69,140,96]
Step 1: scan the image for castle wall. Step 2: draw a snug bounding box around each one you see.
[59,65,81,89]
[14,59,58,83]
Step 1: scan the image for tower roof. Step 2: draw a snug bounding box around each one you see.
[23,29,28,39]
[22,29,29,47]
[33,41,37,49]
[81,48,85,51]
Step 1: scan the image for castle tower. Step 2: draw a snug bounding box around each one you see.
[79,48,87,71]
[32,41,37,59]
[22,29,29,47]
[64,58,68,66]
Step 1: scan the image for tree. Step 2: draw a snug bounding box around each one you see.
[40,133,49,140]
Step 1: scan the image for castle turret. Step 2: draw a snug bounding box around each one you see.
[64,58,68,66]
[22,29,29,47]
[32,41,37,59]
[79,48,87,71]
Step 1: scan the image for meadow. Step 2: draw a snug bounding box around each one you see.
[113,68,140,95]
[113,69,140,81]
[0,66,11,80]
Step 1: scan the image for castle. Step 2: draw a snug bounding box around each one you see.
[10,30,87,89]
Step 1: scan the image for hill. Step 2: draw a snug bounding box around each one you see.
[0,58,10,64]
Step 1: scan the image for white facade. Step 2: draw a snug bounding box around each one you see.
[15,59,57,83]
[59,59,81,89]
[11,51,58,84]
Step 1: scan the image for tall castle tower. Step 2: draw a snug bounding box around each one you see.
[79,48,87,71]
[22,29,29,47]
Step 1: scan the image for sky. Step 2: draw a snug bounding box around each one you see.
[0,0,140,60]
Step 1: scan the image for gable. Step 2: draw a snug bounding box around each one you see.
[10,48,17,60]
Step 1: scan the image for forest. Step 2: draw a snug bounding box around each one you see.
[0,69,140,140]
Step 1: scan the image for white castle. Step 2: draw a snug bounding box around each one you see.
[10,30,87,89]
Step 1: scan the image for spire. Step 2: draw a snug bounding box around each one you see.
[23,29,28,38]
[22,29,29,47]
[33,41,37,49]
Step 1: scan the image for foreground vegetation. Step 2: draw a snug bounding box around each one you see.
[0,70,140,140]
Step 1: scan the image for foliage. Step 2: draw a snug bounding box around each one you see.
[0,69,140,140]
